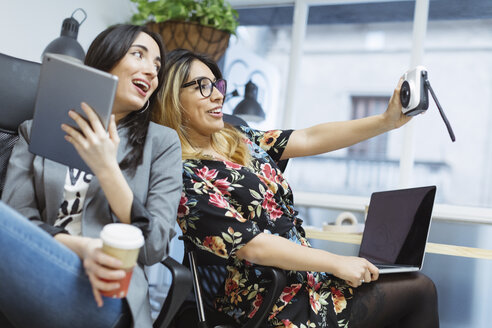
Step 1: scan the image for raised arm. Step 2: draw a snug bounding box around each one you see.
[281,79,410,160]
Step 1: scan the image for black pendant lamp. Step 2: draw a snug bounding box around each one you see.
[42,8,87,61]
[232,80,266,123]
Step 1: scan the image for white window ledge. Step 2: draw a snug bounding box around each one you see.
[294,191,492,225]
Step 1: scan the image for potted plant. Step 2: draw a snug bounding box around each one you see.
[130,0,239,61]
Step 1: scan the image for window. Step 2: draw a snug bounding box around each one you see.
[230,1,486,206]
[348,96,389,159]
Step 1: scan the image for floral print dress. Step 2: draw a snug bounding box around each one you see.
[177,126,354,328]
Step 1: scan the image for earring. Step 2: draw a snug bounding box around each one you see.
[137,100,150,114]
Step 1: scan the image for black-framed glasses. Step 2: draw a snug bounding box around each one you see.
[182,77,227,98]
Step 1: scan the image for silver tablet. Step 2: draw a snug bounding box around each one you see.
[29,54,118,173]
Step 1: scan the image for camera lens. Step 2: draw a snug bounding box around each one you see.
[400,81,411,108]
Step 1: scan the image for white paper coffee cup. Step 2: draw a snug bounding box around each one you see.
[99,223,144,298]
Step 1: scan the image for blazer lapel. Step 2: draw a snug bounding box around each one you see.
[43,159,67,223]
[83,126,132,235]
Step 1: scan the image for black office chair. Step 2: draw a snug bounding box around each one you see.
[173,238,287,328]
[0,52,192,328]
[171,114,288,328]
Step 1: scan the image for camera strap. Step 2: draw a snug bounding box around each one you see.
[423,75,456,142]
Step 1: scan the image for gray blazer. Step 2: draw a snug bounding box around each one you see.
[2,120,183,328]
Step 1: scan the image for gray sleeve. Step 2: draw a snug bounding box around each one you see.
[1,121,45,228]
[137,127,182,265]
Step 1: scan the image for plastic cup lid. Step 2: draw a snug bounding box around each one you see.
[100,223,144,249]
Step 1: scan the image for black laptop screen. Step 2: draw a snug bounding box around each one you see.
[358,186,436,266]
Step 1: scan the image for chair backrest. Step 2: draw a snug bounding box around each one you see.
[223,113,248,127]
[190,244,232,311]
[188,245,239,327]
[179,239,286,328]
[0,53,41,197]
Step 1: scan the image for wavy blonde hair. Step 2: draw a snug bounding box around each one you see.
[153,49,251,167]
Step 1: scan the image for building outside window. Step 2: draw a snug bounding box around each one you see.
[227,2,489,208]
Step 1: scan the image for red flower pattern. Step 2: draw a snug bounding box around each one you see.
[209,192,229,209]
[248,293,264,318]
[177,193,189,218]
[213,177,231,195]
[260,162,290,194]
[224,160,242,170]
[261,190,283,221]
[195,166,218,181]
[180,128,353,327]
[261,163,279,183]
[279,284,302,304]
[306,272,322,291]
[280,319,296,328]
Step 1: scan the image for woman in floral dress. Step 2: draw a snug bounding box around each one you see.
[155,49,439,328]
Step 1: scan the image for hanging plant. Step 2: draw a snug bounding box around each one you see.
[130,0,239,35]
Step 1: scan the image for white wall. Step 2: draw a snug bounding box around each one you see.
[0,0,136,63]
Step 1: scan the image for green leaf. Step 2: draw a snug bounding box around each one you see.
[250,189,262,200]
[247,290,257,300]
[222,232,233,244]
[259,184,265,194]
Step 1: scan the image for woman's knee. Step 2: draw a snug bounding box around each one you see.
[414,272,438,305]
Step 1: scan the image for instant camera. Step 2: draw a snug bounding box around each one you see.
[400,66,456,142]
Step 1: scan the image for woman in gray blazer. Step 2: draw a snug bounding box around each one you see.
[0,25,182,328]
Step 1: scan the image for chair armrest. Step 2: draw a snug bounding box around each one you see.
[153,256,193,328]
[243,266,287,328]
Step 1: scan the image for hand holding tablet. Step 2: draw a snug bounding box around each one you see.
[29,54,119,173]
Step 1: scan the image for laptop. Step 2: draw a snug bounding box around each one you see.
[28,53,118,173]
[358,185,436,274]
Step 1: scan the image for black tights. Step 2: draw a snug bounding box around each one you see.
[349,272,439,328]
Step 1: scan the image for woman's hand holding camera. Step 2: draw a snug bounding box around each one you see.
[382,78,412,130]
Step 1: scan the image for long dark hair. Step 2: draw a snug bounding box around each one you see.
[85,24,166,174]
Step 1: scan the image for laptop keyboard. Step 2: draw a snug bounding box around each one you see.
[375,264,414,269]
